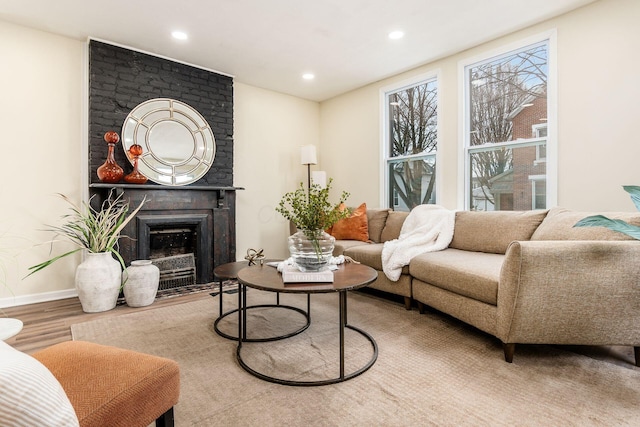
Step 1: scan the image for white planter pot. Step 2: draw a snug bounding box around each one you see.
[75,252,121,313]
[123,260,160,307]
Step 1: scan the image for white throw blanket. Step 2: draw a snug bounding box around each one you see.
[381,204,455,281]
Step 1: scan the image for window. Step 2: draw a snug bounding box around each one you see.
[463,37,554,211]
[382,76,438,211]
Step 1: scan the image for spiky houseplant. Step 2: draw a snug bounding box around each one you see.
[574,185,640,238]
[27,190,145,278]
[276,178,350,261]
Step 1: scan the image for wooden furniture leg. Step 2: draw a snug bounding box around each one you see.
[503,343,515,363]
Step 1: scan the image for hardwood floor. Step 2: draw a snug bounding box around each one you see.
[1,290,214,354]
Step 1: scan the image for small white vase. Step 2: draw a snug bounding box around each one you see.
[75,252,121,313]
[123,260,160,307]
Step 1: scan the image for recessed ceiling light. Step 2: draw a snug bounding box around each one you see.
[302,73,315,80]
[172,31,188,40]
[388,31,404,40]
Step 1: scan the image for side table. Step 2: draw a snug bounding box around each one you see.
[0,318,24,341]
[213,260,310,341]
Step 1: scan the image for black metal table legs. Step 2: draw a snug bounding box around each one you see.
[236,288,378,386]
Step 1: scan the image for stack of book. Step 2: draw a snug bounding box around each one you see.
[281,265,334,283]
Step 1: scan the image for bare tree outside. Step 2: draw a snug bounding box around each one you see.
[467,42,548,209]
[388,80,437,210]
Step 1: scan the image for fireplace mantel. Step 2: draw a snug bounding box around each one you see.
[89,185,242,284]
[90,183,243,208]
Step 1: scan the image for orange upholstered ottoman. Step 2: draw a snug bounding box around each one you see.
[33,341,180,427]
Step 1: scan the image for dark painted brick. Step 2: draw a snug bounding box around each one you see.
[89,40,233,187]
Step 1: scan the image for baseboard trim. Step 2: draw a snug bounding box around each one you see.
[0,288,78,309]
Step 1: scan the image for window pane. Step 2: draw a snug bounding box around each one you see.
[466,41,548,211]
[385,78,438,210]
[388,80,437,157]
[469,142,546,211]
[389,157,436,211]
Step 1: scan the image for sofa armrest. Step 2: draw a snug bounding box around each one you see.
[496,240,640,345]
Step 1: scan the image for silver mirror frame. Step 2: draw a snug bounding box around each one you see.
[121,98,216,186]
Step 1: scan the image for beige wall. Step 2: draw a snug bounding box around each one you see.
[0,21,84,304]
[234,83,320,261]
[320,0,640,212]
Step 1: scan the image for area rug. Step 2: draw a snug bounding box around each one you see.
[71,290,640,426]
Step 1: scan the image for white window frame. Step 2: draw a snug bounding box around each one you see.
[379,70,442,209]
[458,30,557,211]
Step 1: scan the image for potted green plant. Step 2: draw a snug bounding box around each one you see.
[27,190,144,312]
[574,185,640,238]
[277,178,350,271]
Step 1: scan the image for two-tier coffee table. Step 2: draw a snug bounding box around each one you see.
[236,262,378,386]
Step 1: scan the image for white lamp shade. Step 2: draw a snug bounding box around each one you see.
[311,171,327,188]
[300,145,317,165]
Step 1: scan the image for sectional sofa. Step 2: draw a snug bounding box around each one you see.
[331,205,640,365]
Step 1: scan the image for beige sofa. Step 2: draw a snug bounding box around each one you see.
[332,206,640,365]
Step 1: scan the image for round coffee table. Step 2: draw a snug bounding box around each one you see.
[236,262,378,386]
[213,260,310,341]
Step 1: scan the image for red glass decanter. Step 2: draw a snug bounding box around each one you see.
[97,131,124,183]
[124,143,148,184]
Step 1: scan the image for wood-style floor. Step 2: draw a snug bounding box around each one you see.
[2,291,213,354]
[2,289,637,369]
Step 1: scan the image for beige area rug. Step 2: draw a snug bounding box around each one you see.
[71,290,640,426]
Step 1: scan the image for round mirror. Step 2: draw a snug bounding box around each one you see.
[121,98,216,186]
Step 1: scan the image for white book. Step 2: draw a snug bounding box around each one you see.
[281,265,334,283]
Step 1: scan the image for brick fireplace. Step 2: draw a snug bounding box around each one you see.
[87,40,239,285]
[90,186,237,284]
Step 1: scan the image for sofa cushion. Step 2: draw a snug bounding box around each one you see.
[345,243,408,274]
[0,341,80,426]
[530,206,640,241]
[380,211,410,242]
[409,248,504,305]
[333,239,370,256]
[449,210,548,254]
[329,203,369,242]
[367,208,390,243]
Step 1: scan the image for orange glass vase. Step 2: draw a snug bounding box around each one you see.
[97,131,124,183]
[124,144,148,184]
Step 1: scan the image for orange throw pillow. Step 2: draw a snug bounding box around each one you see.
[329,203,369,242]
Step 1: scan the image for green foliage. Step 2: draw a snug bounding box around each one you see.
[276,178,350,231]
[574,185,640,240]
[26,190,145,277]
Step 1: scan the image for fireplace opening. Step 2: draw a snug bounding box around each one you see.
[136,213,213,286]
[149,226,197,259]
[148,226,198,290]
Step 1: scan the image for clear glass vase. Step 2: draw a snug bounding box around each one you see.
[288,229,335,272]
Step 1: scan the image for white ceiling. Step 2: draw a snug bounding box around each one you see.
[0,0,596,102]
